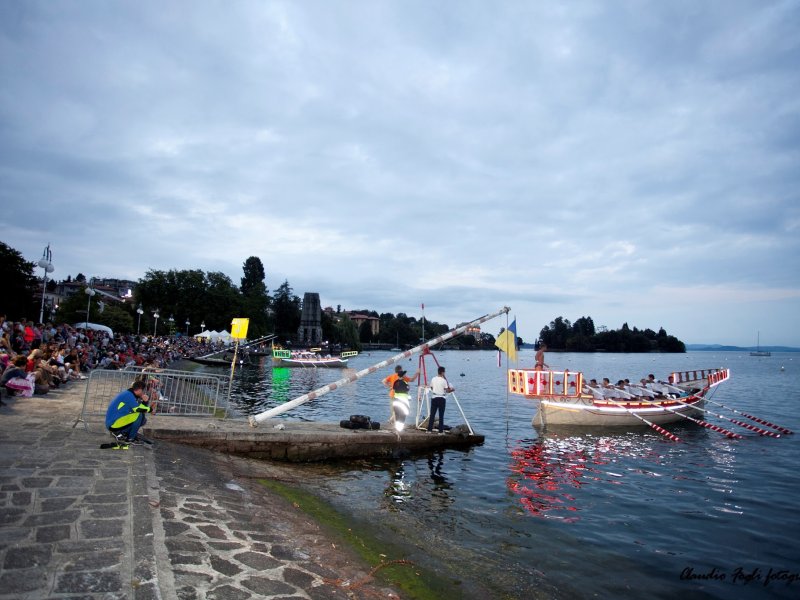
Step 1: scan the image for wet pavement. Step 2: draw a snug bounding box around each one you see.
[0,381,402,599]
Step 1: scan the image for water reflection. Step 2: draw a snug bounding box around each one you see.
[507,431,674,521]
[428,450,449,485]
[385,462,412,507]
[270,366,291,404]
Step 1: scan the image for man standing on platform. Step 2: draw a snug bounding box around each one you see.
[427,366,453,434]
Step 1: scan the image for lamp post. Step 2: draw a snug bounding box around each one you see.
[136,304,144,335]
[168,314,174,335]
[37,245,54,323]
[201,320,206,332]
[185,318,191,336]
[84,279,96,326]
[153,309,160,335]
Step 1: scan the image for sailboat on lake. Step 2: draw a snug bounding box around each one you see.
[750,332,771,357]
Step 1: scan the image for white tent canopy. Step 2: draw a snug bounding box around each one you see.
[195,330,233,344]
[73,322,114,336]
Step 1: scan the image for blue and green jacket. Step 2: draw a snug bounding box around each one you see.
[105,389,151,430]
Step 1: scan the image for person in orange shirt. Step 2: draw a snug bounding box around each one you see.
[382,364,418,426]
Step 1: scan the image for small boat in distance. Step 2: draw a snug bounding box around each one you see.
[272,348,357,368]
[508,367,730,428]
[750,331,771,357]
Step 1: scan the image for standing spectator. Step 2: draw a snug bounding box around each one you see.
[427,366,454,434]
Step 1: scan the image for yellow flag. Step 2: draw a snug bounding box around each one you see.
[231,318,249,340]
[495,320,517,361]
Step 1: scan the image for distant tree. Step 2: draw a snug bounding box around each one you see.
[479,332,496,346]
[75,273,86,282]
[205,272,242,331]
[539,315,685,353]
[0,241,38,319]
[54,285,94,326]
[540,316,571,350]
[272,280,301,342]
[135,268,242,333]
[239,256,270,337]
[321,311,338,343]
[358,320,372,343]
[336,314,361,350]
[240,256,266,295]
[93,303,134,334]
[572,316,596,338]
[657,335,685,352]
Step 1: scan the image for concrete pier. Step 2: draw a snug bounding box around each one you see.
[144,417,485,462]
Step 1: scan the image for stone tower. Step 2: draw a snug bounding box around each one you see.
[296,292,322,345]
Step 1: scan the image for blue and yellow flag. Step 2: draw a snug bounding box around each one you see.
[495,319,517,361]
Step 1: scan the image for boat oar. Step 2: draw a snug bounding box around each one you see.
[700,395,793,435]
[638,396,742,439]
[587,387,680,441]
[609,398,681,441]
[666,393,781,438]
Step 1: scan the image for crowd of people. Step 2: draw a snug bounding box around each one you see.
[0,315,224,400]
[583,374,686,401]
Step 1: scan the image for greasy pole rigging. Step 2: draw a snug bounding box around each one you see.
[248,306,511,426]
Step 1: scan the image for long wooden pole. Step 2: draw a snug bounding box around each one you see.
[249,306,510,425]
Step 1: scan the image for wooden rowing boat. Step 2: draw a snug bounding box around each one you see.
[508,367,730,427]
[271,348,357,368]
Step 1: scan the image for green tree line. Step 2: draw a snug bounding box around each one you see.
[347,309,498,350]
[3,240,502,350]
[538,316,685,353]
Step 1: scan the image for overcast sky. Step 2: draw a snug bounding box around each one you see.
[1,1,799,346]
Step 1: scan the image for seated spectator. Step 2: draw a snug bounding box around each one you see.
[1,355,32,397]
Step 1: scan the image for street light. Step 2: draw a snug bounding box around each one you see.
[136,304,144,335]
[153,309,160,335]
[168,314,174,335]
[84,279,96,325]
[37,244,54,324]
[201,320,206,332]
[185,318,190,336]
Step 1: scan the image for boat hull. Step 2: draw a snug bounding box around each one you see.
[272,357,349,368]
[534,396,705,427]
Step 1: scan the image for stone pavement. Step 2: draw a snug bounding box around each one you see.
[0,381,402,599]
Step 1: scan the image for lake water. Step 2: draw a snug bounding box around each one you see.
[206,350,800,599]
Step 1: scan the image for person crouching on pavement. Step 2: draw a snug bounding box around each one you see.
[105,380,156,443]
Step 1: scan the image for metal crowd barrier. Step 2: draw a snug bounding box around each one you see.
[74,366,229,432]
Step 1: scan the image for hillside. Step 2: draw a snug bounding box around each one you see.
[685,344,800,352]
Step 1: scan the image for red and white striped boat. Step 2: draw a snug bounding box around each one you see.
[508,367,730,427]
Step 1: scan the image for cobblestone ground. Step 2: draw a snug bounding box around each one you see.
[0,382,401,599]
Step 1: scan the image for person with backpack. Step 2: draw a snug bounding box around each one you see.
[391,368,415,431]
[382,364,418,427]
